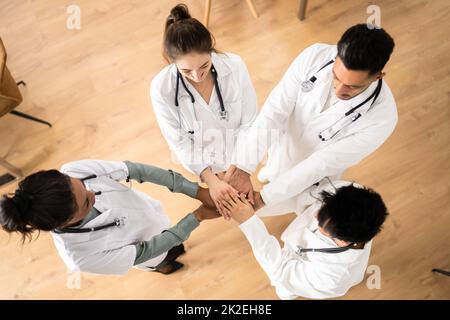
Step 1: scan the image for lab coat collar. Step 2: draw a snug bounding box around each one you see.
[302,225,370,263]
[317,67,381,115]
[211,52,232,79]
[293,208,368,263]
[347,79,380,113]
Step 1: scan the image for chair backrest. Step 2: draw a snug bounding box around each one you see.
[0,37,23,118]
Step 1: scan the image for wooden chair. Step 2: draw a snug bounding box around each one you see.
[0,37,52,184]
[0,38,52,126]
[204,0,259,28]
[298,0,308,21]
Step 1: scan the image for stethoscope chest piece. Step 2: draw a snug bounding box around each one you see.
[301,79,315,92]
[219,109,229,121]
[301,59,335,93]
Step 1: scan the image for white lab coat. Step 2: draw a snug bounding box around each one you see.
[239,180,372,300]
[51,160,171,275]
[150,52,257,176]
[233,43,397,206]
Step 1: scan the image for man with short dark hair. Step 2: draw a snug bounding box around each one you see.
[224,24,397,214]
[221,179,389,299]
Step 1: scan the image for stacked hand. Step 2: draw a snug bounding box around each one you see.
[208,178,239,219]
[198,167,264,222]
[201,168,238,220]
[221,193,255,224]
[223,166,255,205]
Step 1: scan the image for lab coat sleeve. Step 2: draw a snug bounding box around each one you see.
[134,213,199,265]
[124,160,198,198]
[237,56,258,129]
[230,57,258,166]
[239,215,340,299]
[60,160,129,181]
[75,245,136,275]
[260,113,398,206]
[233,45,320,173]
[150,82,210,177]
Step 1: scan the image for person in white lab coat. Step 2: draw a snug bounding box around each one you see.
[221,179,389,299]
[150,4,258,213]
[0,159,219,275]
[225,24,397,210]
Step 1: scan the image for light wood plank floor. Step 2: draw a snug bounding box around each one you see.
[0,0,449,299]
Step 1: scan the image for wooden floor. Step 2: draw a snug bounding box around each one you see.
[0,0,449,299]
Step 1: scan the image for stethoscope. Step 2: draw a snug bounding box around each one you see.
[53,170,131,234]
[301,59,383,142]
[296,242,358,255]
[295,177,360,255]
[174,64,228,136]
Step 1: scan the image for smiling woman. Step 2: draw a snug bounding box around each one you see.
[150,3,258,219]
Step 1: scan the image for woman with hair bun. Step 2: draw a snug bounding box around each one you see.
[0,159,219,275]
[150,4,258,217]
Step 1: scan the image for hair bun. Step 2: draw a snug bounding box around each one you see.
[167,4,191,24]
[12,189,33,216]
[0,194,30,234]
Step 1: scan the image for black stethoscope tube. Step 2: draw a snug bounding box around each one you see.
[53,219,122,234]
[297,243,357,254]
[174,64,226,118]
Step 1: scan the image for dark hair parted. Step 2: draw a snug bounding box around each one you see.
[0,170,77,243]
[163,3,216,62]
[317,184,389,244]
[337,23,395,75]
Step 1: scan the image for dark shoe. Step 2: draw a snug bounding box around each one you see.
[152,243,186,275]
[165,243,186,261]
[154,260,184,274]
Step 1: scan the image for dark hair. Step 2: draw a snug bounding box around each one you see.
[317,184,388,244]
[163,3,216,62]
[337,23,395,75]
[0,170,77,243]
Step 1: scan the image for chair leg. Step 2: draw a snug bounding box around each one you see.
[298,0,308,21]
[0,157,23,178]
[204,0,211,27]
[10,110,52,128]
[432,269,450,277]
[17,80,26,86]
[245,0,258,18]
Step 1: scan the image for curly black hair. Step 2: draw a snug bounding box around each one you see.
[317,184,389,244]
